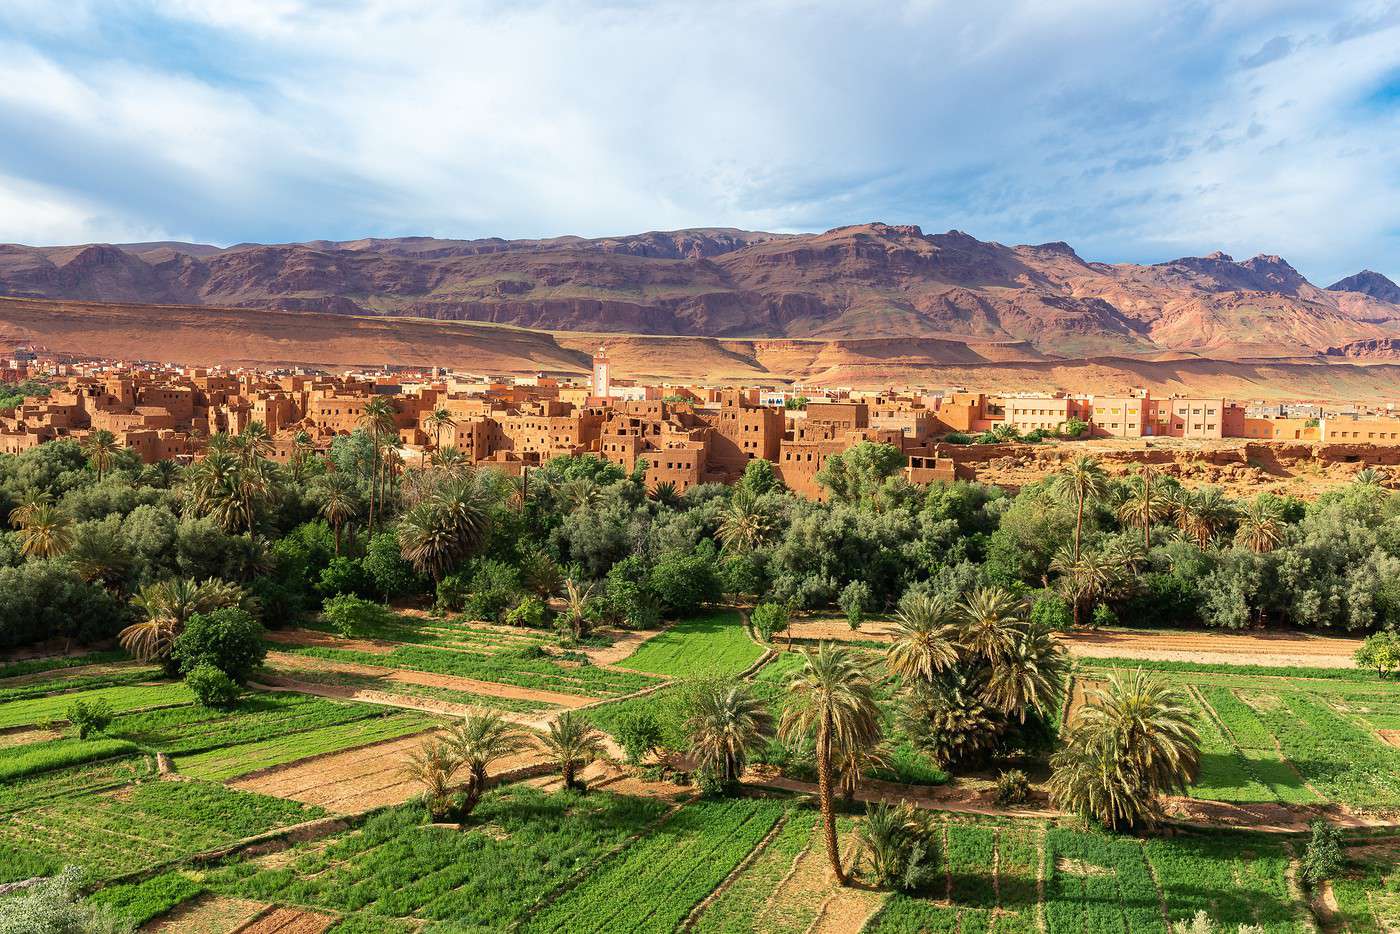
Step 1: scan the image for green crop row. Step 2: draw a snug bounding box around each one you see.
[262,664,555,714]
[615,611,764,679]
[1143,832,1303,932]
[0,683,193,730]
[690,809,820,934]
[522,797,789,933]
[0,651,130,680]
[1195,687,1321,805]
[203,786,669,929]
[173,712,436,782]
[0,757,150,816]
[0,736,139,782]
[107,691,389,755]
[0,666,162,704]
[1180,689,1278,803]
[1077,657,1377,683]
[284,643,659,698]
[1248,692,1400,807]
[85,870,204,927]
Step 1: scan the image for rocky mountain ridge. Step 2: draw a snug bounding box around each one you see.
[3,223,1398,359]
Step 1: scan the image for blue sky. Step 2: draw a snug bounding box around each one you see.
[0,0,1398,285]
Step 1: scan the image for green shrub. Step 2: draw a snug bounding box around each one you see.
[648,548,721,616]
[1059,418,1089,439]
[994,769,1030,806]
[67,697,114,739]
[750,602,789,643]
[504,595,547,629]
[1355,630,1400,678]
[1090,603,1118,629]
[838,580,871,630]
[184,663,240,709]
[603,556,662,629]
[463,559,523,623]
[321,593,393,638]
[317,556,371,599]
[942,432,973,445]
[170,607,266,683]
[615,710,663,765]
[0,866,134,934]
[434,571,471,613]
[1300,819,1342,886]
[1029,593,1072,631]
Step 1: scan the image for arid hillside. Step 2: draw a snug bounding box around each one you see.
[7,296,1400,402]
[4,224,1400,358]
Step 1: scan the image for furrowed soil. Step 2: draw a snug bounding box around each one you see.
[141,894,265,933]
[238,906,338,934]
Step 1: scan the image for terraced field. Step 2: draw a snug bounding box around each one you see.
[1075,660,1400,810]
[614,610,765,678]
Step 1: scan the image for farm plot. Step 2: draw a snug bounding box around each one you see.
[614,610,764,679]
[0,682,193,729]
[259,658,560,715]
[689,809,821,934]
[0,778,323,884]
[0,663,162,703]
[299,613,558,652]
[867,821,1307,934]
[202,786,670,929]
[1329,839,1400,932]
[280,642,659,699]
[522,796,790,933]
[174,711,436,783]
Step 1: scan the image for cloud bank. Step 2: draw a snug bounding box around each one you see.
[0,0,1398,283]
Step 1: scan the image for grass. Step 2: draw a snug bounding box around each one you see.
[202,786,670,930]
[281,643,659,698]
[0,779,324,884]
[0,736,140,782]
[0,665,163,703]
[690,809,820,934]
[1079,656,1376,682]
[615,610,765,678]
[262,663,556,714]
[174,711,436,781]
[85,871,204,927]
[1330,841,1400,931]
[0,683,192,730]
[0,651,130,680]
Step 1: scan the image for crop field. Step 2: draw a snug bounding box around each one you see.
[615,610,765,678]
[0,771,324,884]
[0,663,163,703]
[868,820,1308,933]
[0,682,193,729]
[297,613,560,652]
[1075,660,1400,810]
[259,660,557,714]
[1330,839,1400,931]
[280,642,661,698]
[203,786,671,929]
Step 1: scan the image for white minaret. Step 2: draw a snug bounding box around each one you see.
[592,346,611,399]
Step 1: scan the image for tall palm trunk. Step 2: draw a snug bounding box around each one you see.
[333,520,342,556]
[1074,493,1085,560]
[366,435,379,539]
[817,714,846,885]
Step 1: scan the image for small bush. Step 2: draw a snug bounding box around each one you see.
[0,866,134,934]
[942,432,973,445]
[1030,593,1072,631]
[185,663,240,709]
[321,593,393,637]
[434,571,472,613]
[66,698,114,739]
[170,607,266,683]
[463,559,524,623]
[750,602,789,643]
[504,595,547,629]
[994,769,1030,806]
[838,580,871,631]
[511,643,549,660]
[1091,603,1118,629]
[615,710,663,765]
[1300,819,1342,886]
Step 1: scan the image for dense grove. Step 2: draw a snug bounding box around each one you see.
[1,430,1396,660]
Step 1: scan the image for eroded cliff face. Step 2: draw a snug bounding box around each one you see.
[5,223,1400,358]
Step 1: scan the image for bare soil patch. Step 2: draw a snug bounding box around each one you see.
[236,906,338,934]
[231,732,547,814]
[142,894,265,933]
[1055,857,1112,877]
[1065,677,1104,725]
[264,629,395,655]
[1378,730,1400,749]
[579,627,668,667]
[0,726,62,747]
[264,650,593,708]
[1061,628,1362,668]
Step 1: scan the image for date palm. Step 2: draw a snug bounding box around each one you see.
[314,472,360,555]
[431,446,468,472]
[1116,467,1169,550]
[1048,668,1200,831]
[1054,455,1108,560]
[1176,486,1237,548]
[1234,496,1285,554]
[447,712,533,816]
[425,407,456,465]
[983,620,1069,721]
[8,490,52,529]
[560,578,595,640]
[540,711,606,790]
[956,586,1024,662]
[82,429,120,482]
[359,396,397,537]
[647,480,682,510]
[289,430,316,482]
[1049,546,1115,629]
[182,449,276,534]
[234,421,275,465]
[15,502,74,559]
[885,592,960,683]
[118,577,244,663]
[397,471,495,582]
[402,737,461,820]
[68,522,134,592]
[557,475,601,513]
[780,644,882,885]
[685,682,775,785]
[716,488,774,555]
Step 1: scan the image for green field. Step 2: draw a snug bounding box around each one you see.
[615,611,765,678]
[0,683,193,729]
[262,662,557,714]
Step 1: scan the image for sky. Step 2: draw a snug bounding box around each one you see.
[0,0,1398,285]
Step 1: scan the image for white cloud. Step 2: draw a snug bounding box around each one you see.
[0,0,1396,282]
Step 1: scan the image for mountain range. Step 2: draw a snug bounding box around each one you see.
[3,223,1399,361]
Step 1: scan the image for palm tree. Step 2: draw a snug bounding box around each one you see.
[685,682,775,785]
[1176,486,1237,548]
[314,473,361,555]
[557,475,601,514]
[716,488,774,555]
[68,522,134,593]
[560,578,595,640]
[1116,467,1169,549]
[118,577,244,664]
[16,502,75,559]
[957,586,1024,661]
[1054,455,1108,560]
[431,446,469,472]
[1234,496,1285,554]
[397,471,496,582]
[1049,546,1116,629]
[885,592,960,683]
[289,430,316,482]
[1355,467,1387,488]
[402,737,461,821]
[82,429,120,482]
[983,621,1069,721]
[447,712,533,816]
[519,549,563,599]
[1048,668,1201,831]
[359,397,397,537]
[234,422,275,465]
[425,407,456,465]
[182,449,277,534]
[647,481,682,510]
[8,490,52,529]
[540,711,606,790]
[780,644,883,885]
[851,801,933,891]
